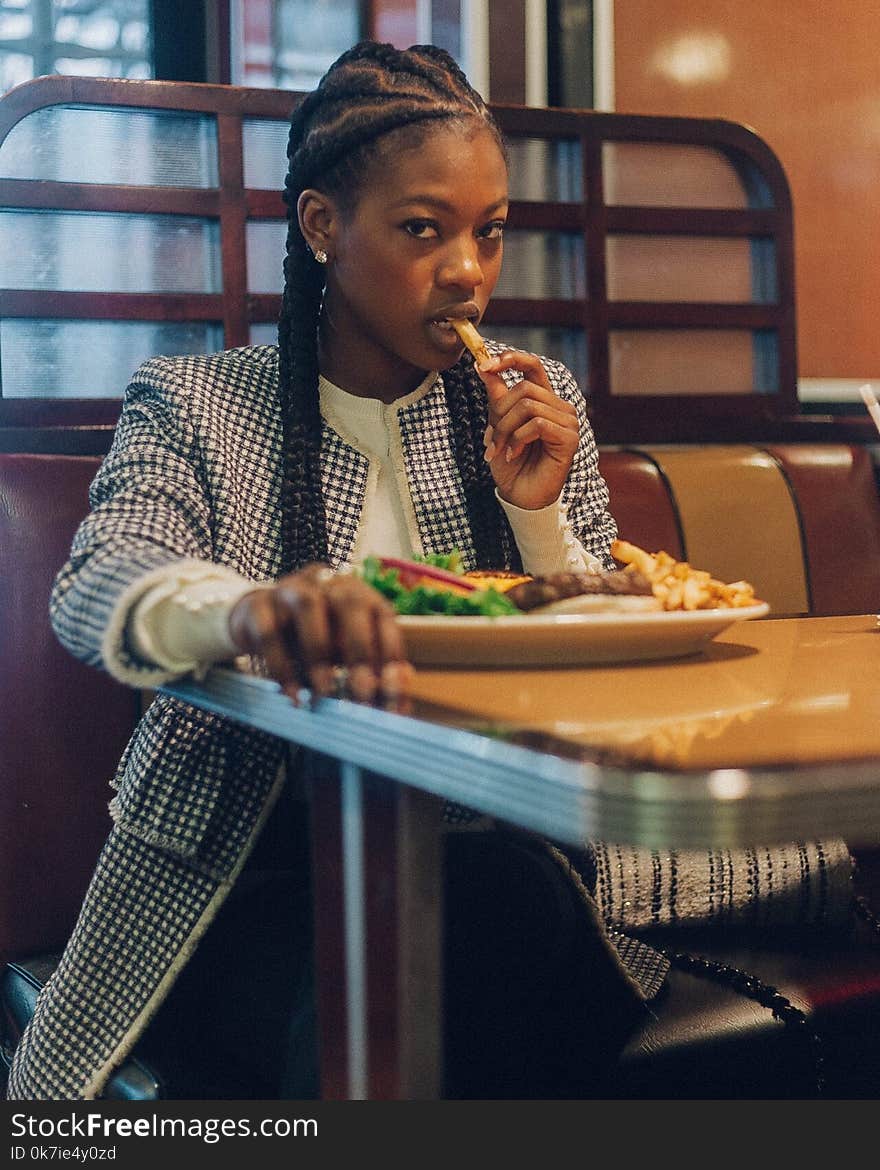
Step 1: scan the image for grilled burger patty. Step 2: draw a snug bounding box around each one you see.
[506,569,656,613]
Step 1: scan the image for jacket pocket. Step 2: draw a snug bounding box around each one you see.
[108,693,227,860]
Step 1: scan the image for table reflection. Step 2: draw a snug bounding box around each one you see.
[405,615,880,771]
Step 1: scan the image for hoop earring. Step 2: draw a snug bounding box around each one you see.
[312,248,328,264]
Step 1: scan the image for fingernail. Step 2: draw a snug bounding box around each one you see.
[381,661,414,698]
[349,663,378,702]
[380,662,403,697]
[483,424,493,447]
[484,441,497,462]
[382,663,415,712]
[505,446,515,462]
[476,356,495,372]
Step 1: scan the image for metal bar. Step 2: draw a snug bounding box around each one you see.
[161,668,880,850]
[341,762,368,1100]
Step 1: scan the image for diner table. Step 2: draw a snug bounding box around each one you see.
[162,612,880,1100]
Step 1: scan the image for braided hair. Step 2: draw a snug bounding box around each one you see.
[278,40,521,573]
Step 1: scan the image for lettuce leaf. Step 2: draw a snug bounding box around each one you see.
[360,555,518,617]
[413,549,464,574]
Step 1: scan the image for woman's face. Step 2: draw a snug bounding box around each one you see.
[318,122,509,401]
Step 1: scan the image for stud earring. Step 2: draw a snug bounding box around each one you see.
[312,248,328,264]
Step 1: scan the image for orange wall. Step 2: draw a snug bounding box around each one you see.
[614,0,880,379]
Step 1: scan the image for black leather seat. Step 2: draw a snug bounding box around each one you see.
[441,832,880,1100]
[1,957,164,1100]
[605,917,880,1099]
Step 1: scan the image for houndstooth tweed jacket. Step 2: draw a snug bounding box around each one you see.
[50,342,616,867]
[8,341,635,1100]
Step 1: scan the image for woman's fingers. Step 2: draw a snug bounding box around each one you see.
[485,393,578,463]
[502,415,579,466]
[227,586,305,692]
[472,350,580,508]
[228,564,412,703]
[373,601,415,699]
[476,348,552,402]
[475,349,573,445]
[274,567,338,697]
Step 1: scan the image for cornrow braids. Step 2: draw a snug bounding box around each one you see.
[277,40,510,574]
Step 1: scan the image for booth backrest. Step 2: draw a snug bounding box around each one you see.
[1,442,879,964]
[600,443,880,618]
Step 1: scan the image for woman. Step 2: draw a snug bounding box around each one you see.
[8,41,665,1101]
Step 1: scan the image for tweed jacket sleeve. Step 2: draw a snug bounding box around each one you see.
[49,350,280,687]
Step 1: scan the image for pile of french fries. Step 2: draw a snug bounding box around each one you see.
[611,539,758,611]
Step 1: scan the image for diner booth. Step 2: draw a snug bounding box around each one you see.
[1,76,880,1100]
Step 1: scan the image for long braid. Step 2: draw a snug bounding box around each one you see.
[277,211,328,570]
[278,40,511,573]
[443,363,523,571]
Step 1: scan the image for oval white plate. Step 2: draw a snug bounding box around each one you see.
[398,602,770,667]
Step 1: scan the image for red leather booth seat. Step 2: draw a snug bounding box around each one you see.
[0,454,140,967]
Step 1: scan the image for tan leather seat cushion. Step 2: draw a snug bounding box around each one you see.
[634,445,810,617]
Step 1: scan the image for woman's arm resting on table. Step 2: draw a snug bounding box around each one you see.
[49,357,412,701]
[122,559,412,703]
[50,359,228,684]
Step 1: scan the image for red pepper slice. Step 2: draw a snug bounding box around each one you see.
[378,556,478,594]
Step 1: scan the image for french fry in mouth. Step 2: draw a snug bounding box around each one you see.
[451,318,491,367]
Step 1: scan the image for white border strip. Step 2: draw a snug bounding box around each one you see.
[593,0,615,111]
[416,0,432,44]
[229,0,244,85]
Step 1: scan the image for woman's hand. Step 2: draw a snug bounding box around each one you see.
[227,563,413,704]
[477,350,579,510]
